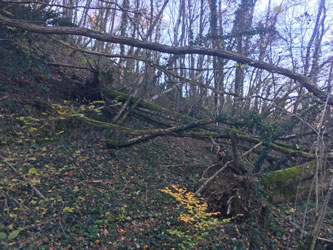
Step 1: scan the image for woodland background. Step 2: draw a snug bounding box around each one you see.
[0,0,332,249]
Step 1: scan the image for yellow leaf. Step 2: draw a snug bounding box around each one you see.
[29,127,37,133]
[63,207,74,213]
[80,105,86,111]
[16,132,24,136]
[28,168,37,175]
[56,195,63,202]
[29,157,37,161]
[41,147,47,151]
[9,213,17,218]
[285,207,295,214]
[30,178,40,185]
[4,158,15,161]
[92,100,105,104]
[16,116,24,121]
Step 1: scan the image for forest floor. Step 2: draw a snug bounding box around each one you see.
[1,92,332,250]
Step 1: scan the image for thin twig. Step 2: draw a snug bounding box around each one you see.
[200,163,219,181]
[4,160,46,199]
[113,82,141,123]
[0,190,31,211]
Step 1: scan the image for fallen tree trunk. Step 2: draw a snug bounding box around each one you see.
[70,87,333,159]
[262,160,331,203]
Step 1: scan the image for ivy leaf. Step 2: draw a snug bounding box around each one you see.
[8,228,22,240]
[6,26,16,31]
[0,232,7,240]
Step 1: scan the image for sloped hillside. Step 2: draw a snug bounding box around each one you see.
[0,25,332,250]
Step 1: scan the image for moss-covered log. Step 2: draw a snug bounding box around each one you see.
[262,160,331,203]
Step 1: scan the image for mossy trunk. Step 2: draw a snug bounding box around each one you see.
[262,160,327,204]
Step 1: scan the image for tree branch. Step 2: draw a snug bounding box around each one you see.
[105,118,214,148]
[0,14,331,105]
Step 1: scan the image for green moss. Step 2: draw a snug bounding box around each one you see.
[264,166,300,187]
[263,160,316,203]
[263,160,316,188]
